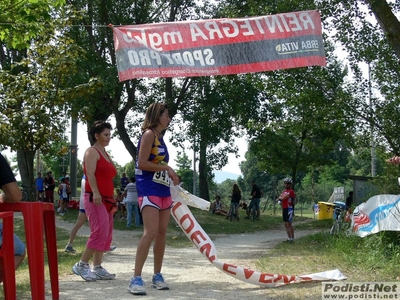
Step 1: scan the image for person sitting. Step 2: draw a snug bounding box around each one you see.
[0,153,26,283]
[211,196,228,216]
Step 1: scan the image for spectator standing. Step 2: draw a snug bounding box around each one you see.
[121,172,129,191]
[229,183,242,220]
[34,172,44,201]
[117,188,127,220]
[123,176,140,228]
[44,171,55,203]
[0,153,26,283]
[72,120,117,282]
[57,178,68,216]
[345,191,353,209]
[65,175,87,253]
[128,103,179,295]
[63,173,71,201]
[245,181,261,220]
[276,178,296,243]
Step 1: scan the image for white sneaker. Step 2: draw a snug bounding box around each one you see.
[72,263,97,281]
[92,266,116,280]
[151,273,169,290]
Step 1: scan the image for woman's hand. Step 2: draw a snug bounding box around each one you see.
[167,167,180,186]
[93,192,102,206]
[387,156,400,165]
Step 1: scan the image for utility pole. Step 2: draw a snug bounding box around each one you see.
[193,149,197,196]
[368,62,376,177]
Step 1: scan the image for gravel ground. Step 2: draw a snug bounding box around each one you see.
[48,217,326,300]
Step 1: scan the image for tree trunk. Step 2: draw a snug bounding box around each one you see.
[364,0,400,60]
[115,112,137,164]
[17,149,36,201]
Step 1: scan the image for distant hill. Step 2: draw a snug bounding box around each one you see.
[213,171,241,183]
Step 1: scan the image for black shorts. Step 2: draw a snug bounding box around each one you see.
[282,208,294,223]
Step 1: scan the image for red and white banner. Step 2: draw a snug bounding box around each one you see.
[170,185,346,287]
[112,10,326,81]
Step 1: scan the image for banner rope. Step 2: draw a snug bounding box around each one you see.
[170,185,347,288]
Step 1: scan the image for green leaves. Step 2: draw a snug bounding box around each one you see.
[0,0,66,49]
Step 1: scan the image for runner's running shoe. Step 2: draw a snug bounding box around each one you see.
[151,273,169,290]
[64,245,76,253]
[72,262,97,281]
[127,276,146,295]
[92,266,116,280]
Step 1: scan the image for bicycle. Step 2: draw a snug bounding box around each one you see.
[249,200,257,221]
[19,185,29,201]
[330,202,349,235]
[227,202,239,221]
[250,205,257,221]
[244,198,257,221]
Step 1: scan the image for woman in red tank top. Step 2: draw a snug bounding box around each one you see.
[72,121,117,282]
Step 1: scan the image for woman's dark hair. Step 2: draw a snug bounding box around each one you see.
[88,120,112,145]
[232,183,241,194]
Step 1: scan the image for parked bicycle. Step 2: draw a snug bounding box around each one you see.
[227,202,240,221]
[330,202,349,235]
[250,202,257,221]
[244,198,257,221]
[19,184,29,201]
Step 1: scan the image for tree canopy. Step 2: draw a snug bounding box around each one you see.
[1,0,399,201]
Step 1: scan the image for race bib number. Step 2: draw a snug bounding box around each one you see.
[153,170,170,186]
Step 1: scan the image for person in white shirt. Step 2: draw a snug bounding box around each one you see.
[122,177,141,227]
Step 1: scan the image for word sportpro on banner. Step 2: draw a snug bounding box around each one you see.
[112,10,326,81]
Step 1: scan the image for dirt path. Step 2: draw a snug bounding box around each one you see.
[50,218,323,300]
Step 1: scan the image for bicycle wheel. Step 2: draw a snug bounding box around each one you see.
[251,207,256,221]
[340,220,351,233]
[21,190,28,201]
[330,221,340,235]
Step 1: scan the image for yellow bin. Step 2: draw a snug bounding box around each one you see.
[317,202,335,220]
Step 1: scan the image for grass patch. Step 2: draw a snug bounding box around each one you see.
[181,208,283,234]
[265,228,400,281]
[255,230,400,299]
[294,218,332,230]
